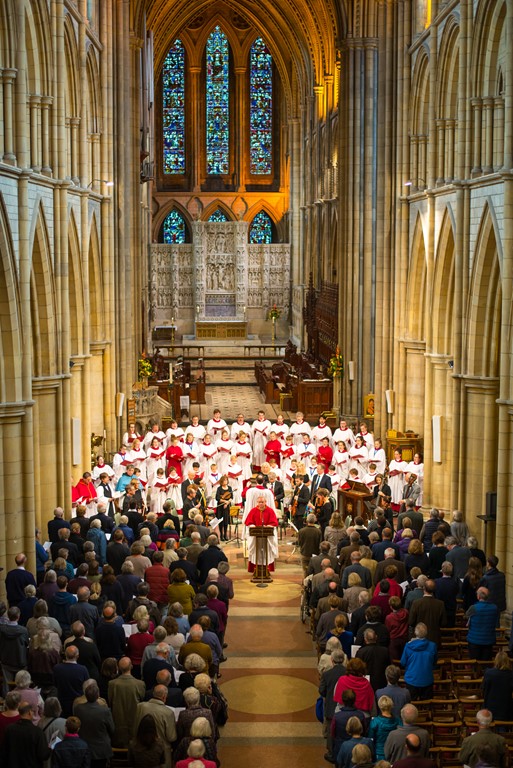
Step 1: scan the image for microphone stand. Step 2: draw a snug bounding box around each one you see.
[255,507,269,589]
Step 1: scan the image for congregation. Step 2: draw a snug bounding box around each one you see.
[0,407,509,768]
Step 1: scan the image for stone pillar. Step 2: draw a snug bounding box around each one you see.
[445,119,455,182]
[471,98,482,175]
[482,97,494,174]
[436,119,445,185]
[29,95,42,172]
[70,117,81,184]
[494,97,504,171]
[3,68,17,164]
[40,96,53,174]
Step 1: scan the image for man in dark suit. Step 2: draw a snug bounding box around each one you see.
[408,579,447,646]
[47,507,71,543]
[310,463,332,500]
[267,472,284,509]
[89,502,116,533]
[373,548,407,585]
[50,528,81,567]
[292,475,311,529]
[5,554,36,607]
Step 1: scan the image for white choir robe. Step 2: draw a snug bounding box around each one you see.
[184,423,206,444]
[252,419,271,467]
[199,444,218,477]
[165,427,185,448]
[297,443,316,470]
[362,471,379,492]
[280,446,297,476]
[271,423,290,442]
[368,447,387,475]
[388,460,408,504]
[206,473,221,509]
[149,480,170,515]
[234,442,253,481]
[328,472,341,504]
[122,431,142,446]
[245,519,279,572]
[112,453,129,482]
[146,449,166,485]
[311,424,334,449]
[228,463,243,505]
[230,421,253,443]
[166,476,183,510]
[206,418,227,445]
[348,445,369,475]
[406,460,424,506]
[333,450,350,482]
[216,439,234,475]
[92,463,115,483]
[289,421,311,447]
[182,442,200,475]
[357,432,374,452]
[126,447,147,480]
[332,428,355,450]
[142,430,166,452]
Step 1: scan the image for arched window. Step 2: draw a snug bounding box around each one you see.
[249,38,273,175]
[249,211,273,243]
[206,26,230,175]
[208,208,229,222]
[162,40,186,174]
[162,210,188,243]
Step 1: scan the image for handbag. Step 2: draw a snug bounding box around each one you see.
[315,695,324,723]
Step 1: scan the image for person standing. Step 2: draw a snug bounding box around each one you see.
[244,496,279,575]
[298,514,322,576]
[466,587,499,660]
[5,553,37,607]
[73,682,115,768]
[4,701,51,768]
[401,623,437,700]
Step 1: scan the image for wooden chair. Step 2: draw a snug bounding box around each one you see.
[493,721,513,746]
[432,746,464,767]
[463,717,479,736]
[430,698,460,722]
[454,677,483,698]
[458,697,484,720]
[437,642,461,661]
[431,721,464,746]
[432,678,454,698]
[413,699,433,723]
[475,659,494,676]
[450,658,477,680]
[110,748,131,768]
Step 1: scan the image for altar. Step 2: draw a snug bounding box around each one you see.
[149,221,290,344]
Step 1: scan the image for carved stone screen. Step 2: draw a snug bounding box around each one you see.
[150,221,290,340]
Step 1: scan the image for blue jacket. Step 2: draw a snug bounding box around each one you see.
[401,637,437,687]
[86,527,107,565]
[466,600,498,645]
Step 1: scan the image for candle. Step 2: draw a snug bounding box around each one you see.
[169,363,173,383]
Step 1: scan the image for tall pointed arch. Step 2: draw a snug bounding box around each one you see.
[30,203,57,378]
[0,194,21,402]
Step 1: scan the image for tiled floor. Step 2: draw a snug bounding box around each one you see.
[217,538,325,768]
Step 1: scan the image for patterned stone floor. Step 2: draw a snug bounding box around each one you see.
[217,539,325,768]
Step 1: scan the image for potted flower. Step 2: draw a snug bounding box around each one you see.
[266,305,282,343]
[328,347,344,378]
[138,354,153,386]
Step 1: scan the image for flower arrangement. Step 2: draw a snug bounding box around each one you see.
[328,347,344,378]
[138,355,153,381]
[267,304,282,321]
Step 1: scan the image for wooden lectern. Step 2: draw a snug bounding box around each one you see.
[249,526,275,583]
[338,481,373,524]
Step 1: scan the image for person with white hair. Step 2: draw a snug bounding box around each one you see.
[244,495,278,576]
[459,709,506,768]
[13,669,44,724]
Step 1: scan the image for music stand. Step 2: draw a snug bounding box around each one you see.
[249,525,275,588]
[226,505,242,546]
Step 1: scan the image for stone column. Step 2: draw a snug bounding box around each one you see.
[29,95,42,172]
[0,72,4,159]
[70,117,81,184]
[494,97,504,171]
[482,97,494,174]
[3,68,17,164]
[436,119,445,185]
[445,119,455,182]
[40,96,53,174]
[471,98,482,175]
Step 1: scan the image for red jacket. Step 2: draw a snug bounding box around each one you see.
[385,607,410,639]
[144,563,170,604]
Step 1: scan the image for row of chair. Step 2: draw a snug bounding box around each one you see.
[428,743,513,768]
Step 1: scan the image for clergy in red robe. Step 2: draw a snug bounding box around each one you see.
[245,496,279,573]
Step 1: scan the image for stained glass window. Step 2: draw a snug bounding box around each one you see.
[249,38,273,175]
[163,40,185,174]
[208,208,229,222]
[249,211,273,243]
[206,26,230,175]
[162,210,187,243]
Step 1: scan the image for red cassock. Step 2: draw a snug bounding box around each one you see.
[245,505,279,572]
[74,478,97,502]
[317,444,334,467]
[166,445,183,474]
[264,439,282,466]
